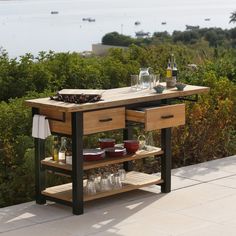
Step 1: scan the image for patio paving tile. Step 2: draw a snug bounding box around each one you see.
[176,193,236,224]
[177,223,236,236]
[209,175,236,189]
[0,214,34,234]
[196,155,236,173]
[172,165,234,182]
[0,222,71,236]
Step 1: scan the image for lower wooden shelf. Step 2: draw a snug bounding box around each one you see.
[42,171,163,202]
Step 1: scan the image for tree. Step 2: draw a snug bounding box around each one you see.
[229,11,236,23]
[102,32,134,47]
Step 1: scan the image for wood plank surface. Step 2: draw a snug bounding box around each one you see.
[41,147,163,171]
[41,171,163,202]
[25,84,209,112]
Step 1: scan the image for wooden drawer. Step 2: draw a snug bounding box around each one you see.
[126,104,185,131]
[39,108,72,135]
[84,107,125,135]
[39,107,125,135]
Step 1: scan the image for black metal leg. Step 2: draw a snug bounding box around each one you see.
[160,128,172,193]
[123,124,133,171]
[32,108,46,204]
[72,112,84,215]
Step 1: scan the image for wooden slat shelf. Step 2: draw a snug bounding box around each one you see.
[41,147,163,171]
[42,171,163,202]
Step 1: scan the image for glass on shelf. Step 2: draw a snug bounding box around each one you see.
[113,173,122,189]
[86,175,97,195]
[138,134,146,150]
[118,169,126,181]
[100,172,112,192]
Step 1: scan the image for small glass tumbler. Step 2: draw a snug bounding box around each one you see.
[130,75,139,91]
[118,169,126,181]
[108,173,115,188]
[138,134,146,150]
[100,173,112,192]
[113,173,122,189]
[86,176,96,195]
[150,74,160,89]
[94,174,101,192]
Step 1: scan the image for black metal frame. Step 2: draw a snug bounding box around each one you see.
[160,128,171,192]
[160,99,172,192]
[71,112,84,215]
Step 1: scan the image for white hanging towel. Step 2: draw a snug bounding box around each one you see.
[32,115,51,139]
[32,114,40,138]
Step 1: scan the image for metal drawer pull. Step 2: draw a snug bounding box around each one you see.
[161,115,174,119]
[99,118,113,122]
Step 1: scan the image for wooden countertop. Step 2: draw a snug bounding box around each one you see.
[25,84,209,112]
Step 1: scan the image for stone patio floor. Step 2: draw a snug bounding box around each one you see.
[1,155,236,236]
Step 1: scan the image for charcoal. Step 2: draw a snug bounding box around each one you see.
[50,92,102,104]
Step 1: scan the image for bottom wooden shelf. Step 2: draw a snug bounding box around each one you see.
[42,171,163,202]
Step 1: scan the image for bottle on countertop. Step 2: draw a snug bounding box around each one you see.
[52,136,59,162]
[172,59,178,80]
[166,60,172,79]
[166,54,177,88]
[59,137,67,161]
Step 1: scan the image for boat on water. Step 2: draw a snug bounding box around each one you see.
[161,22,167,25]
[135,30,150,37]
[51,11,59,15]
[82,17,95,22]
[134,21,141,26]
[88,18,95,22]
[186,25,200,30]
[204,18,211,21]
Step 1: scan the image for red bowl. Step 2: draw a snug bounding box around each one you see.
[99,138,115,149]
[83,149,105,161]
[105,147,126,158]
[124,140,139,154]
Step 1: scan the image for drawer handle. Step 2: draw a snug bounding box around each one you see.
[99,118,113,122]
[161,115,174,119]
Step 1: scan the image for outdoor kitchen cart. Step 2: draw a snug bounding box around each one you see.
[25,85,209,215]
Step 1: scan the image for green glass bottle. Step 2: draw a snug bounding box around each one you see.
[53,136,59,162]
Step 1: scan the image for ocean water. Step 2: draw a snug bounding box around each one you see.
[0,0,235,57]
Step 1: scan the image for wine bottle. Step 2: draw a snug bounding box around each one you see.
[52,136,59,161]
[166,60,172,79]
[65,138,72,165]
[58,137,67,161]
[172,61,178,80]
